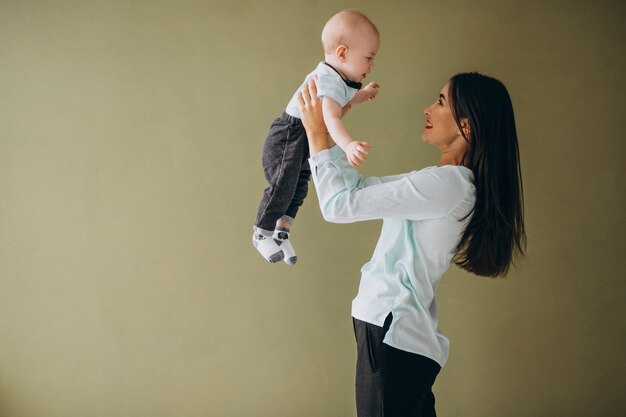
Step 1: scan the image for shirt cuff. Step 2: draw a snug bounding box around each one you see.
[309,145,342,166]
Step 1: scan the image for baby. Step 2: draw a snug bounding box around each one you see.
[253,10,380,265]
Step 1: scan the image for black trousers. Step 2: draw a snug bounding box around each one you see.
[255,112,311,231]
[353,314,442,417]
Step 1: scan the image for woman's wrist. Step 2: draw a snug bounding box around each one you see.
[307,130,330,156]
[309,145,336,165]
[306,127,328,138]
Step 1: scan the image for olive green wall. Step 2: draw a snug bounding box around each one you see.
[0,1,624,416]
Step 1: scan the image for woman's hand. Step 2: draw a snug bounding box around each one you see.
[297,78,331,156]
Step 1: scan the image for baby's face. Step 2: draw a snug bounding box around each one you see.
[341,30,379,83]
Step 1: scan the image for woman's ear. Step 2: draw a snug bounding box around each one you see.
[460,117,471,138]
[336,45,348,62]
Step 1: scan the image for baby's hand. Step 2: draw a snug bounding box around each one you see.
[351,82,380,105]
[361,82,380,101]
[345,140,372,168]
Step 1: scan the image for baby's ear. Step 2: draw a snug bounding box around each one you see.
[336,44,348,61]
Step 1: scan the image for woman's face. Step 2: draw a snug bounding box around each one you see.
[422,83,465,147]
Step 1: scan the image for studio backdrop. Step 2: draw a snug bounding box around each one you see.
[0,1,624,416]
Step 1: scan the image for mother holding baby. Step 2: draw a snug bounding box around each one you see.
[297,69,526,415]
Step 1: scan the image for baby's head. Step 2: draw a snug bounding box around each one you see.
[321,10,379,83]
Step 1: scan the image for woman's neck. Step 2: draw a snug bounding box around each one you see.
[437,136,469,167]
[437,150,466,167]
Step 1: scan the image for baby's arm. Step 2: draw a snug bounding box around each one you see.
[350,82,380,105]
[322,97,370,167]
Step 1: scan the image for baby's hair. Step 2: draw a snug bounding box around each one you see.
[321,10,379,55]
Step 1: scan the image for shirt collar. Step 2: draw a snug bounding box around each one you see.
[323,62,362,90]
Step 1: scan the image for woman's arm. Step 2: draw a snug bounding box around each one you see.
[310,153,466,223]
[298,79,369,159]
[298,80,468,224]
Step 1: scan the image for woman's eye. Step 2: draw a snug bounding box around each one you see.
[437,99,443,105]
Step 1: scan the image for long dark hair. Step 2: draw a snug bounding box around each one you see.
[449,72,526,278]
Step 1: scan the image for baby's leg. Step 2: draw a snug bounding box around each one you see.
[277,159,312,265]
[284,160,311,222]
[274,139,311,265]
[254,114,306,263]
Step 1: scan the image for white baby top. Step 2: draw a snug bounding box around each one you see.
[285,61,361,118]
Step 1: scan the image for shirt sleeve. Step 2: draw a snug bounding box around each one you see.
[309,146,468,223]
[324,145,413,189]
[316,72,349,107]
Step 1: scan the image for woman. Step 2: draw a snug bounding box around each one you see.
[297,72,526,417]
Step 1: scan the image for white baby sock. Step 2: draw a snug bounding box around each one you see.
[273,228,297,265]
[252,226,284,263]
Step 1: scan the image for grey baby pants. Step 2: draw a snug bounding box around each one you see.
[255,112,311,231]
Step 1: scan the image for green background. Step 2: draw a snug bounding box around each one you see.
[1,1,624,416]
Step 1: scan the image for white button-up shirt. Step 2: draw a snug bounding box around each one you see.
[309,146,476,367]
